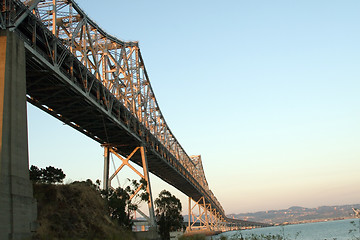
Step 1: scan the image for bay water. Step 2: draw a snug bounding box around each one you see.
[208,218,360,240]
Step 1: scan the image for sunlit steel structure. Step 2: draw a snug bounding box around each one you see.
[0,0,269,234]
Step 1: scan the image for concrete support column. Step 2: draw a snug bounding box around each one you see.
[0,30,37,239]
[103,145,110,191]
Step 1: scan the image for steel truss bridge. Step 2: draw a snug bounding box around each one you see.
[0,0,268,234]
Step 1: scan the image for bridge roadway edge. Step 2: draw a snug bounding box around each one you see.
[0,30,37,240]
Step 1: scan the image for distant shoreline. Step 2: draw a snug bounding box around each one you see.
[275,216,356,226]
[228,204,360,226]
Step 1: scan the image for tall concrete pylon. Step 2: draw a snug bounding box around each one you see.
[0,30,37,239]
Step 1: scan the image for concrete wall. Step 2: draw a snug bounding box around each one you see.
[134,229,160,240]
[0,30,37,240]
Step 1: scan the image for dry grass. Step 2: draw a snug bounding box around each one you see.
[32,183,135,240]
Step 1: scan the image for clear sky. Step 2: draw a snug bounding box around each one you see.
[28,0,360,215]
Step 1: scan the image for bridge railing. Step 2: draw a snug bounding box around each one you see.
[2,0,225,218]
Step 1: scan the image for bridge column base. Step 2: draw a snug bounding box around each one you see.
[0,30,37,240]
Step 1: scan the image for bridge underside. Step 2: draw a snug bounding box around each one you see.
[24,34,205,203]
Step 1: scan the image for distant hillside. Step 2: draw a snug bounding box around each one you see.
[228,204,360,225]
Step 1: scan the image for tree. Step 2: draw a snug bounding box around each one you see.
[29,165,66,184]
[29,165,42,182]
[42,166,66,184]
[106,178,149,229]
[155,190,184,240]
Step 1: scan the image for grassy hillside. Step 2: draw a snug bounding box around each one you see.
[32,182,136,240]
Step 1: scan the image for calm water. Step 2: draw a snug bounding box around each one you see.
[209,218,360,240]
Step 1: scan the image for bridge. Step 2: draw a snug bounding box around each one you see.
[0,0,269,239]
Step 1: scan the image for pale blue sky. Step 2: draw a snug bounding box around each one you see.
[28,0,360,214]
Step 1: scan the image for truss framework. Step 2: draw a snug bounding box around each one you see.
[187,197,268,232]
[187,197,226,232]
[0,0,227,223]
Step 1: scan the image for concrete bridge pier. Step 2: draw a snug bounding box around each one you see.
[0,30,37,239]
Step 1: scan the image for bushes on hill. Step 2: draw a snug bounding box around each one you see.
[107,178,149,229]
[30,165,149,239]
[33,181,135,240]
